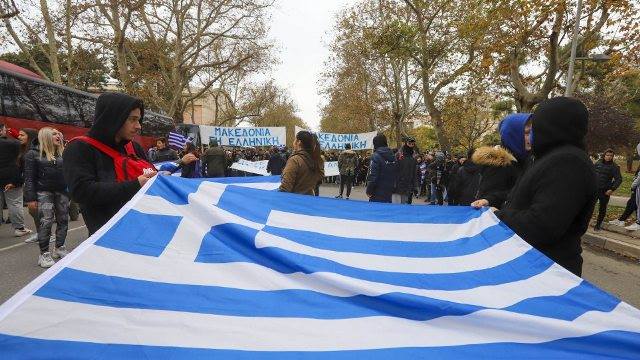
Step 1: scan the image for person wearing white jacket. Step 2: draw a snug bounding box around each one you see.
[625,143,640,231]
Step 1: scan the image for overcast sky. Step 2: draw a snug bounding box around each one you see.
[270,0,355,130]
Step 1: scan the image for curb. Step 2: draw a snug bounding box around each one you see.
[583,232,640,260]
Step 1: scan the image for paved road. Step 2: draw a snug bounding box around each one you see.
[1,184,639,308]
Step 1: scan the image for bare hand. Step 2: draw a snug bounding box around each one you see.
[181,153,197,164]
[137,172,157,187]
[471,199,490,209]
[4,183,15,191]
[27,201,37,212]
[605,190,613,196]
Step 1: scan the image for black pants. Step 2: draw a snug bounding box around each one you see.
[619,190,637,221]
[339,175,354,197]
[595,190,610,228]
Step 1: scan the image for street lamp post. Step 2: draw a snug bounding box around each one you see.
[565,0,584,97]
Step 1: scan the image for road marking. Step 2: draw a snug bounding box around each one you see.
[0,226,87,253]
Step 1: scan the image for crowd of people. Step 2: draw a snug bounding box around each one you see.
[0,92,636,277]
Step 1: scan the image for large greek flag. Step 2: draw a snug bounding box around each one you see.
[1,176,639,358]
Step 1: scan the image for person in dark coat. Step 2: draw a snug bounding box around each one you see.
[149,138,178,163]
[451,150,482,206]
[427,152,447,205]
[202,138,226,178]
[496,97,597,277]
[0,122,32,236]
[393,137,418,204]
[63,93,159,235]
[593,149,622,231]
[366,134,397,203]
[266,147,286,176]
[471,113,531,209]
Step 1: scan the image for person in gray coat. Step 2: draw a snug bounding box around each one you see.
[202,139,226,178]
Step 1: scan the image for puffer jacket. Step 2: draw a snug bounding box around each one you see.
[451,161,482,206]
[594,158,622,192]
[24,143,67,202]
[279,150,324,195]
[366,147,397,202]
[472,146,519,209]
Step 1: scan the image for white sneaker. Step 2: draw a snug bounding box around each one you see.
[14,228,33,237]
[38,252,55,268]
[53,245,69,259]
[49,235,56,243]
[24,234,38,243]
[608,219,625,227]
[625,223,640,231]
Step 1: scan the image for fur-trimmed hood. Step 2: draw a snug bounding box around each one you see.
[472,146,516,167]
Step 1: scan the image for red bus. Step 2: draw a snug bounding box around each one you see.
[0,61,175,149]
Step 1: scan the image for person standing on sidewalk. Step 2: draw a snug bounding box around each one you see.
[0,121,33,237]
[593,149,622,231]
[624,144,640,231]
[609,166,639,227]
[24,127,70,268]
[336,143,358,199]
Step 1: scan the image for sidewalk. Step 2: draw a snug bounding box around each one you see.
[610,195,630,207]
[584,222,640,260]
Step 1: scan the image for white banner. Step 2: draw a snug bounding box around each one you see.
[295,126,377,150]
[324,161,339,177]
[230,159,270,176]
[231,159,340,177]
[200,126,286,148]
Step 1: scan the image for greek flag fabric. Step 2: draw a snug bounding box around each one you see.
[167,131,193,150]
[1,175,640,359]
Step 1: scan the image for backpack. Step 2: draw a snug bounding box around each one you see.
[74,136,156,182]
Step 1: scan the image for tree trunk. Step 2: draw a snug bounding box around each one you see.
[40,0,62,84]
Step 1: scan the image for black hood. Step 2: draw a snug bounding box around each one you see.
[462,160,480,174]
[375,146,395,162]
[88,92,144,147]
[531,97,588,157]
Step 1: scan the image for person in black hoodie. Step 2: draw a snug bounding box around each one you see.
[496,97,597,277]
[63,93,158,235]
[393,136,418,204]
[366,134,397,203]
[593,149,622,231]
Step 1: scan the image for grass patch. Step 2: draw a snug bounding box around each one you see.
[614,171,634,197]
[591,204,630,223]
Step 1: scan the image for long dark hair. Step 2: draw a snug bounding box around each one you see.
[19,128,38,164]
[296,130,323,173]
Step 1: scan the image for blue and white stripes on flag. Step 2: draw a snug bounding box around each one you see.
[1,175,639,359]
[168,131,193,150]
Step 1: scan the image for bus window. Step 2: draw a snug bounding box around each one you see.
[68,93,95,128]
[27,82,72,124]
[0,75,41,120]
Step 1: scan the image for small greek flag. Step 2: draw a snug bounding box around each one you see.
[168,131,193,150]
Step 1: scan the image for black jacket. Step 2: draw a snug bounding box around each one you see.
[451,161,482,206]
[472,146,520,209]
[395,146,417,195]
[0,135,21,187]
[151,147,178,163]
[266,152,286,176]
[496,97,597,276]
[366,147,397,202]
[63,93,146,235]
[594,159,622,192]
[23,143,67,202]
